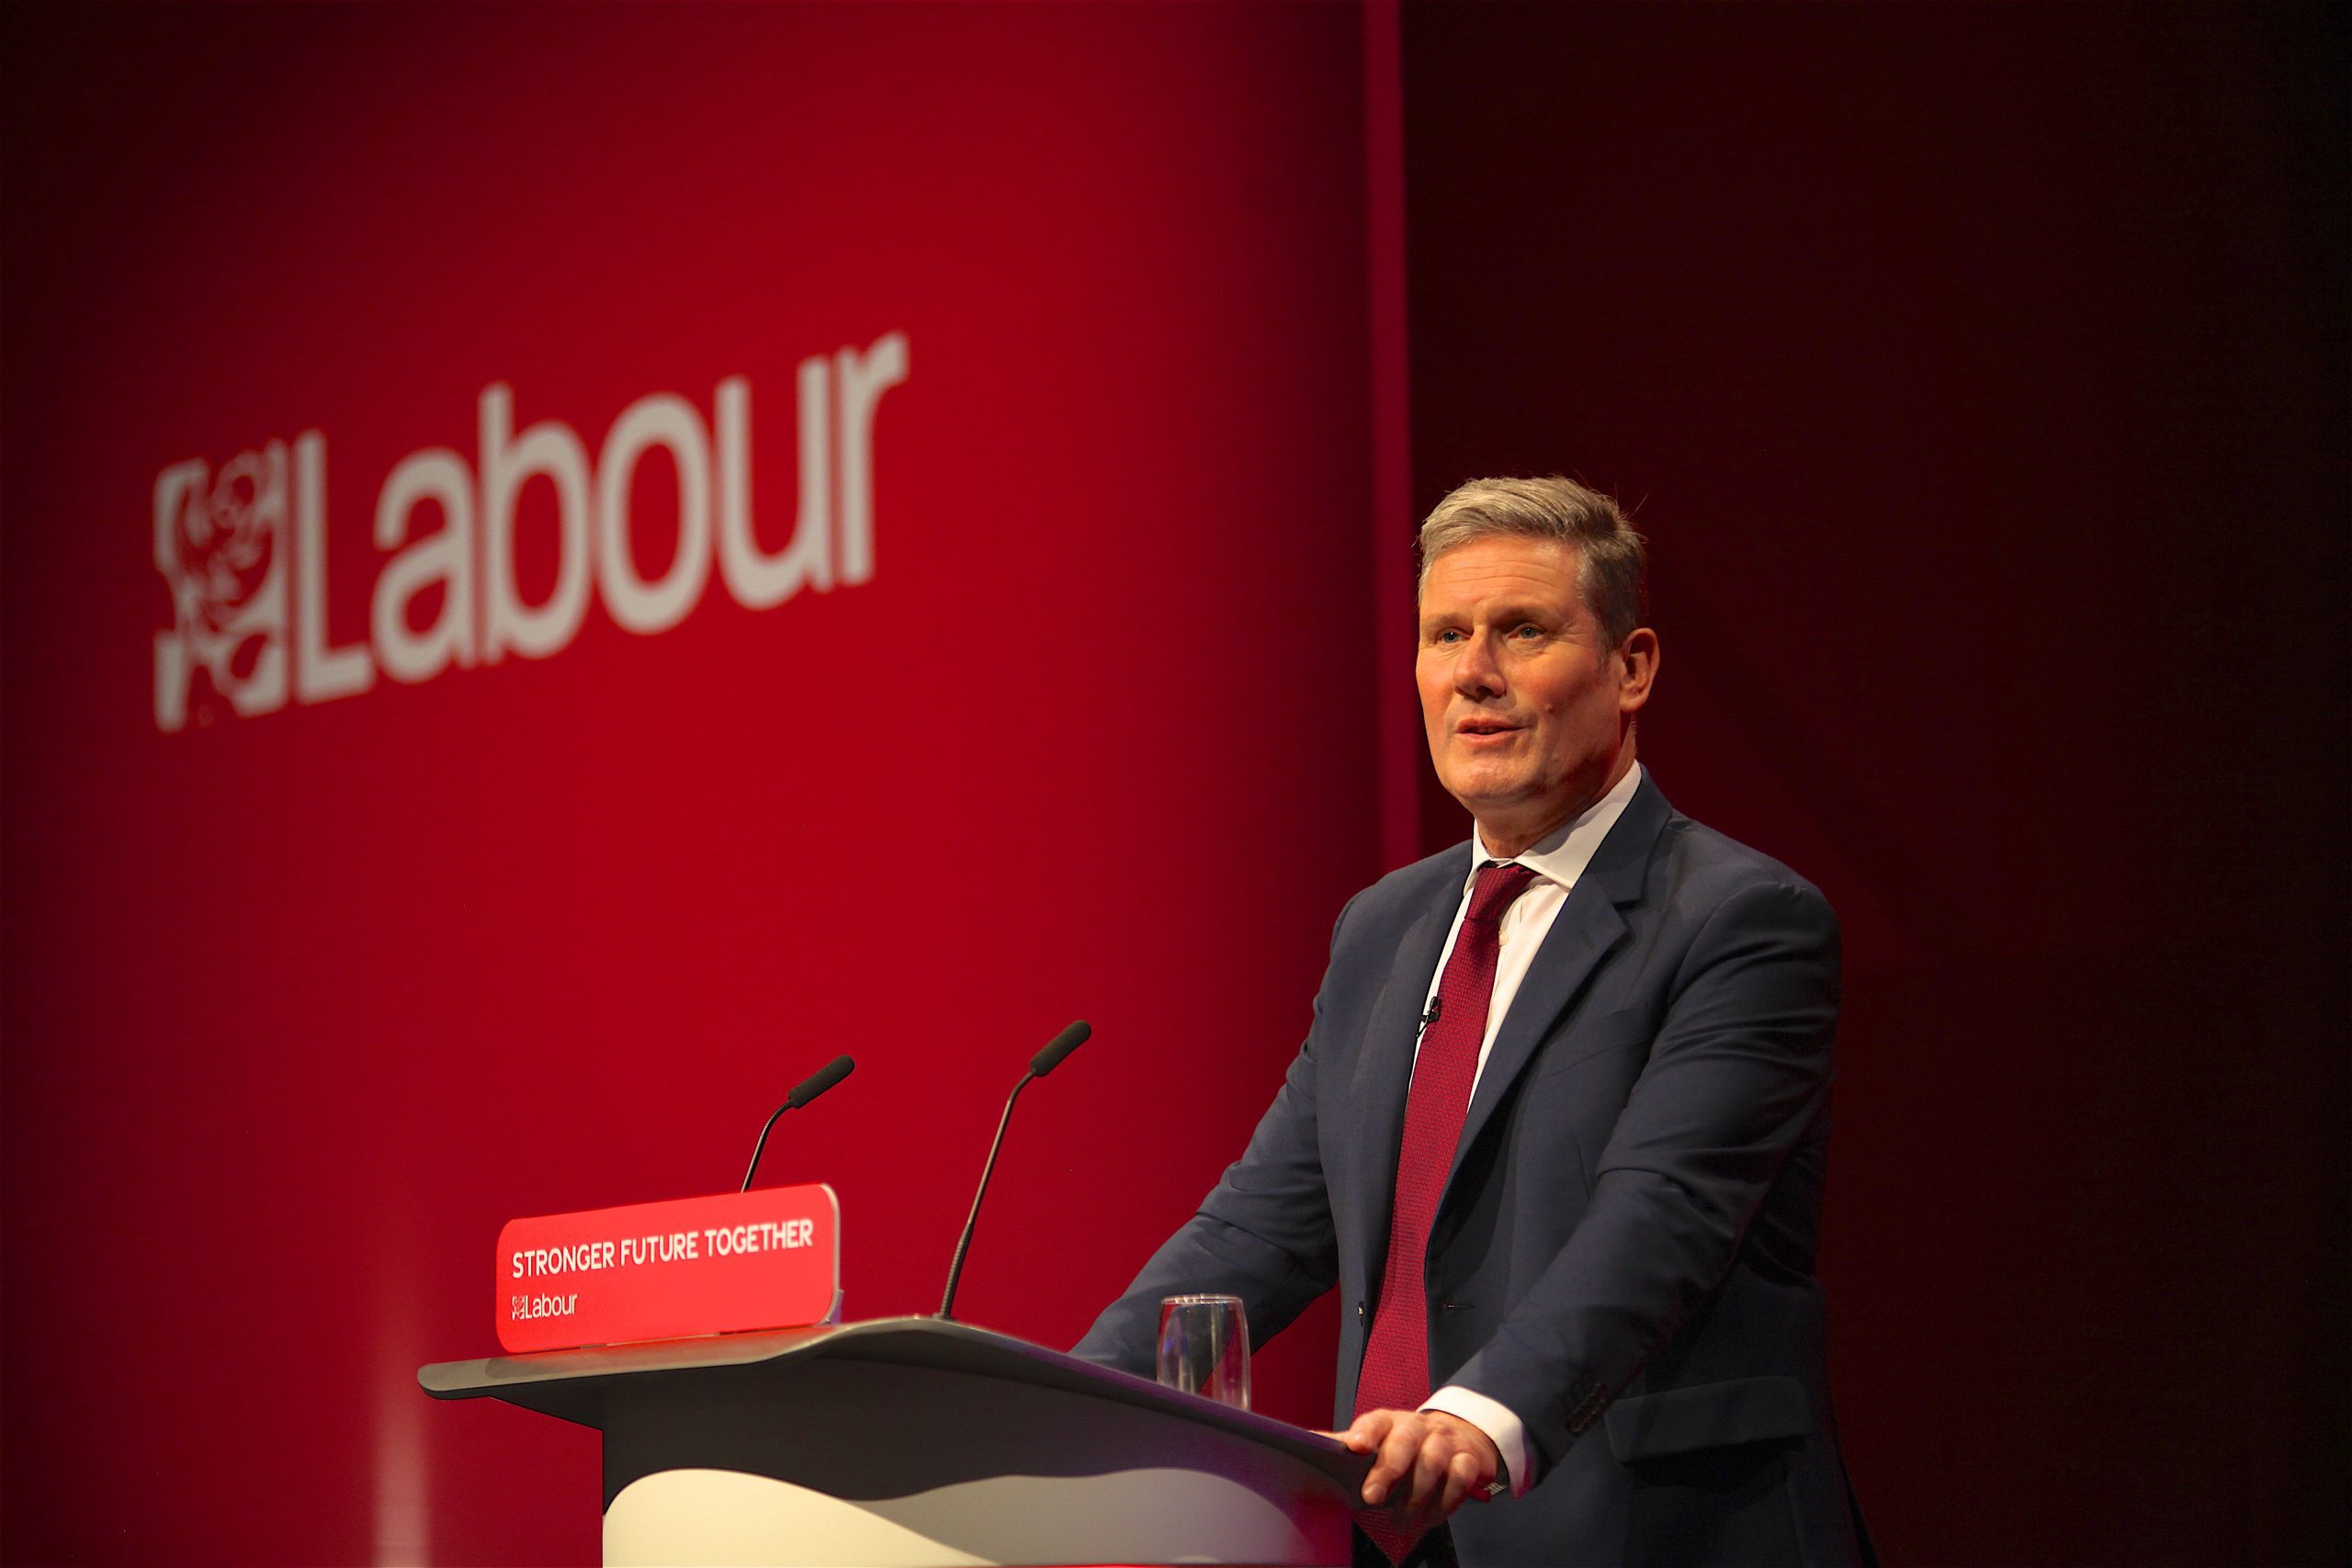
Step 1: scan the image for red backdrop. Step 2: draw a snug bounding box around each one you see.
[1399,5,2345,1565]
[3,6,1376,1562]
[6,5,2344,1566]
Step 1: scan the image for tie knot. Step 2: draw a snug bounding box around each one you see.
[1464,860,1540,926]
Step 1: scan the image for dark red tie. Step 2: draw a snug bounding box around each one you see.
[1354,860,1540,1562]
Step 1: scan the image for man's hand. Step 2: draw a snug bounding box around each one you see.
[1334,1407,1502,1529]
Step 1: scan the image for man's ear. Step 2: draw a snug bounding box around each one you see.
[1616,627,1659,714]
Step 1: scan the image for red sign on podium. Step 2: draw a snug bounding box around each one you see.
[495,1184,840,1353]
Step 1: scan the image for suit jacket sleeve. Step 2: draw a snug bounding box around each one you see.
[1446,875,1841,1476]
[1069,898,1356,1374]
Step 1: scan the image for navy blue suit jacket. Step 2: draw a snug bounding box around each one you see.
[1075,777,1871,1567]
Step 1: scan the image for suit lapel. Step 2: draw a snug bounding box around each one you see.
[1442,777,1671,1197]
[1442,885,1625,1195]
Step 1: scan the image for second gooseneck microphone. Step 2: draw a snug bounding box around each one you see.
[741,1054,856,1192]
[938,1021,1091,1320]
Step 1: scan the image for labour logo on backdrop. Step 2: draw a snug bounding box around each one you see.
[150,331,909,733]
[153,445,292,729]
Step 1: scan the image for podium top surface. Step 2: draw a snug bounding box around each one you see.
[420,1314,1368,1490]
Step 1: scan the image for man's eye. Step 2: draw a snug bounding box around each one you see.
[1432,628,1464,644]
[1510,623,1544,638]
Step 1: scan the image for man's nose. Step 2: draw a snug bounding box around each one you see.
[1453,630,1505,697]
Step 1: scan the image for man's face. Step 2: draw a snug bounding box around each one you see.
[1416,536,1655,847]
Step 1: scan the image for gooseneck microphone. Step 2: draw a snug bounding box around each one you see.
[938,1021,1091,1320]
[740,1054,856,1192]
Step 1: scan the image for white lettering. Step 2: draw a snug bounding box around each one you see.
[512,1240,618,1278]
[698,1218,817,1257]
[153,335,910,732]
[715,364,831,608]
[481,383,593,663]
[372,449,479,684]
[595,393,713,636]
[834,332,908,588]
[616,1230,701,1267]
[292,432,376,705]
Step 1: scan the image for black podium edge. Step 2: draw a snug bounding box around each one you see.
[418,1314,1371,1491]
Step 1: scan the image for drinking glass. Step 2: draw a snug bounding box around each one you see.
[1157,1293,1250,1409]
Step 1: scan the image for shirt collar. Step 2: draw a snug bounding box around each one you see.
[1469,761,1645,893]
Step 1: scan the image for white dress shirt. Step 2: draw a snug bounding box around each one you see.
[1413,760,1645,1497]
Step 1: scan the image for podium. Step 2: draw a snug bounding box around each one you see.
[420,1314,1370,1566]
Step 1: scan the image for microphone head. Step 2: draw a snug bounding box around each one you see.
[786,1054,855,1110]
[1029,1020,1091,1078]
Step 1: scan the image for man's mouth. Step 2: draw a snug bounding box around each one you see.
[1456,716,1521,738]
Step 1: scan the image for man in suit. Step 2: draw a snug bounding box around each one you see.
[1074,476,1871,1567]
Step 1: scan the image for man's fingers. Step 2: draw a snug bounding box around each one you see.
[1347,1407,1501,1520]
[1408,1434,1453,1516]
[1343,1409,1397,1500]
[1341,1409,1396,1504]
[1439,1449,1483,1516]
[1339,1409,1393,1455]
[1367,1412,1428,1506]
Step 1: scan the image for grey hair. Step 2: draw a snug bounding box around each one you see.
[1416,474,1648,649]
